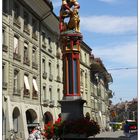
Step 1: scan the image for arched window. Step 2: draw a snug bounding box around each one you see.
[43,112,53,125]
[26,109,38,133]
[13,107,20,132]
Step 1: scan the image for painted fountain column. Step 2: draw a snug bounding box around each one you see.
[59,0,86,121]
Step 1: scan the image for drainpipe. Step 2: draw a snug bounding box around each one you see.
[39,10,52,124]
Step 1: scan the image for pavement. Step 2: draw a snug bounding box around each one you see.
[88,130,137,140]
[59,130,137,140]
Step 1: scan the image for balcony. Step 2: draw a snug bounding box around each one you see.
[32,92,38,99]
[49,100,54,107]
[13,88,20,96]
[13,18,21,28]
[42,44,47,49]
[56,76,61,82]
[24,25,30,35]
[2,44,8,52]
[32,62,38,70]
[23,57,30,66]
[42,72,47,79]
[42,99,49,107]
[13,53,21,62]
[2,82,8,89]
[23,89,30,98]
[32,32,38,40]
[49,74,53,81]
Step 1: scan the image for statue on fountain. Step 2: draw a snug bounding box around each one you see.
[59,0,80,32]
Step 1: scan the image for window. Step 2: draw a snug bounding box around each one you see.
[57,64,59,77]
[85,53,87,63]
[42,32,46,44]
[2,63,7,89]
[49,62,53,81]
[14,36,19,54]
[48,37,52,52]
[2,29,6,45]
[14,2,20,19]
[49,86,52,101]
[23,42,30,65]
[2,28,8,52]
[24,11,29,27]
[56,42,59,51]
[32,78,38,98]
[12,108,20,133]
[32,18,37,34]
[32,18,37,39]
[13,69,20,94]
[42,59,47,79]
[2,111,6,135]
[48,37,51,45]
[85,71,87,88]
[2,64,5,83]
[57,89,60,101]
[80,69,84,86]
[32,47,36,62]
[32,47,38,69]
[43,86,46,99]
[42,59,46,73]
[24,75,30,96]
[3,0,8,14]
[49,62,51,75]
[24,42,28,59]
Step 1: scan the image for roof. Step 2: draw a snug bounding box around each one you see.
[23,0,59,34]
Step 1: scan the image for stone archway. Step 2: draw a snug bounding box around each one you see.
[43,111,53,125]
[26,109,38,133]
[12,107,20,132]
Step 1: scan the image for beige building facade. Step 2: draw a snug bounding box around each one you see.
[2,0,113,139]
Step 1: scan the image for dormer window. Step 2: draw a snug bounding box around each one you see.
[14,2,20,20]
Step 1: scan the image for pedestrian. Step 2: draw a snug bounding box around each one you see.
[124,121,130,138]
[28,126,42,140]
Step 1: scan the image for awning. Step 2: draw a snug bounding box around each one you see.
[33,79,38,92]
[24,75,30,90]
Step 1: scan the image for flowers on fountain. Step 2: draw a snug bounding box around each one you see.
[43,122,54,139]
[43,113,100,139]
[56,117,100,137]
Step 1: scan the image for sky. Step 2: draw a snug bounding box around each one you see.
[51,0,138,104]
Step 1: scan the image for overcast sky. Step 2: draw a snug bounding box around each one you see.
[52,0,138,104]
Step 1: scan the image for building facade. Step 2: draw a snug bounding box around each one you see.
[2,0,113,139]
[90,57,113,131]
[80,42,92,116]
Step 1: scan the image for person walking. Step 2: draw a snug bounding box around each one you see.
[124,122,130,138]
[28,126,42,140]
